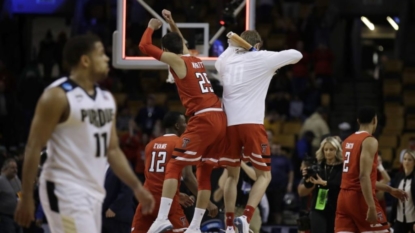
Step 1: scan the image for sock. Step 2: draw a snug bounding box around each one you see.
[243,205,255,223]
[188,208,206,229]
[156,197,173,220]
[225,212,234,227]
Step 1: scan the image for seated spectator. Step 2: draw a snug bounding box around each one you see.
[267,143,294,224]
[289,95,304,120]
[391,150,415,233]
[0,158,22,233]
[134,94,165,136]
[300,107,330,153]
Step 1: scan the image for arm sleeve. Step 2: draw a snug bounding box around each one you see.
[263,49,303,71]
[139,28,163,60]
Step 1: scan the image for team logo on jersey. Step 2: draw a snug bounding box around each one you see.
[261,143,268,154]
[345,143,354,149]
[62,83,73,91]
[81,108,114,127]
[377,212,384,222]
[182,138,190,148]
[180,216,187,226]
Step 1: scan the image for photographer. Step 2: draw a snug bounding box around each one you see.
[297,137,343,233]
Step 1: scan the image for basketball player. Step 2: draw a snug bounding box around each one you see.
[335,106,406,233]
[14,35,154,233]
[214,31,302,233]
[139,11,226,233]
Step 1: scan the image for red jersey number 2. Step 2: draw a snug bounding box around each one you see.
[195,72,214,94]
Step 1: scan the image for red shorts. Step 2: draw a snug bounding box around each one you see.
[335,189,389,233]
[170,110,227,167]
[221,124,271,171]
[132,195,188,233]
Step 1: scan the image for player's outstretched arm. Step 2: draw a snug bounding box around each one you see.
[359,137,378,223]
[107,121,155,214]
[139,19,187,79]
[375,181,407,201]
[264,49,303,72]
[162,9,190,55]
[15,87,68,228]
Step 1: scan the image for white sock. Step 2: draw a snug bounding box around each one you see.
[188,208,206,229]
[156,197,173,220]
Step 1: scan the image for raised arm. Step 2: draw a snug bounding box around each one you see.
[15,87,68,227]
[162,9,190,55]
[264,50,303,71]
[139,19,186,78]
[359,137,378,223]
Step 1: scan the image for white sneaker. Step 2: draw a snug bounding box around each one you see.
[147,219,173,233]
[183,227,201,233]
[234,216,250,233]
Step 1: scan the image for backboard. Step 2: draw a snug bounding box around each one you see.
[112,0,255,70]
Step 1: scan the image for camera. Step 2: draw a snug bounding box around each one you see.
[303,156,321,179]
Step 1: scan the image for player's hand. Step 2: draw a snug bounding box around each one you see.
[105,208,116,218]
[179,193,194,208]
[162,9,173,23]
[207,201,218,217]
[148,18,162,30]
[14,197,35,228]
[366,207,377,224]
[134,187,155,215]
[390,188,407,202]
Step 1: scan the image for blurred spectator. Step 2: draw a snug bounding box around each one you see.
[267,143,294,224]
[117,106,135,131]
[38,30,56,80]
[102,165,135,233]
[289,95,304,119]
[300,107,330,152]
[301,79,320,116]
[293,131,315,180]
[0,78,14,148]
[312,44,334,93]
[400,137,415,163]
[291,41,310,95]
[54,31,67,76]
[0,158,22,233]
[268,92,290,120]
[298,137,343,233]
[338,122,352,141]
[134,94,165,137]
[391,150,415,233]
[119,122,145,183]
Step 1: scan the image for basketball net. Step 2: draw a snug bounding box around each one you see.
[166,49,200,83]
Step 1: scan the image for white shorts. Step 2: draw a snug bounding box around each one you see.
[39,180,102,233]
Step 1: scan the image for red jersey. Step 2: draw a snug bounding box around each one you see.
[340,131,378,193]
[170,55,221,116]
[144,134,181,195]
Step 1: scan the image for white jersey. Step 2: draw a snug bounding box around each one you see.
[40,77,116,201]
[215,46,302,126]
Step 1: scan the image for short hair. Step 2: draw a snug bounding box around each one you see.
[316,137,343,162]
[1,158,16,171]
[162,112,182,129]
[161,32,184,54]
[358,106,377,124]
[240,30,262,47]
[63,34,101,69]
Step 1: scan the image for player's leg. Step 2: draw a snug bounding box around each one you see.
[39,181,101,233]
[234,125,271,233]
[222,125,243,231]
[148,117,202,233]
[334,190,359,233]
[354,195,390,233]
